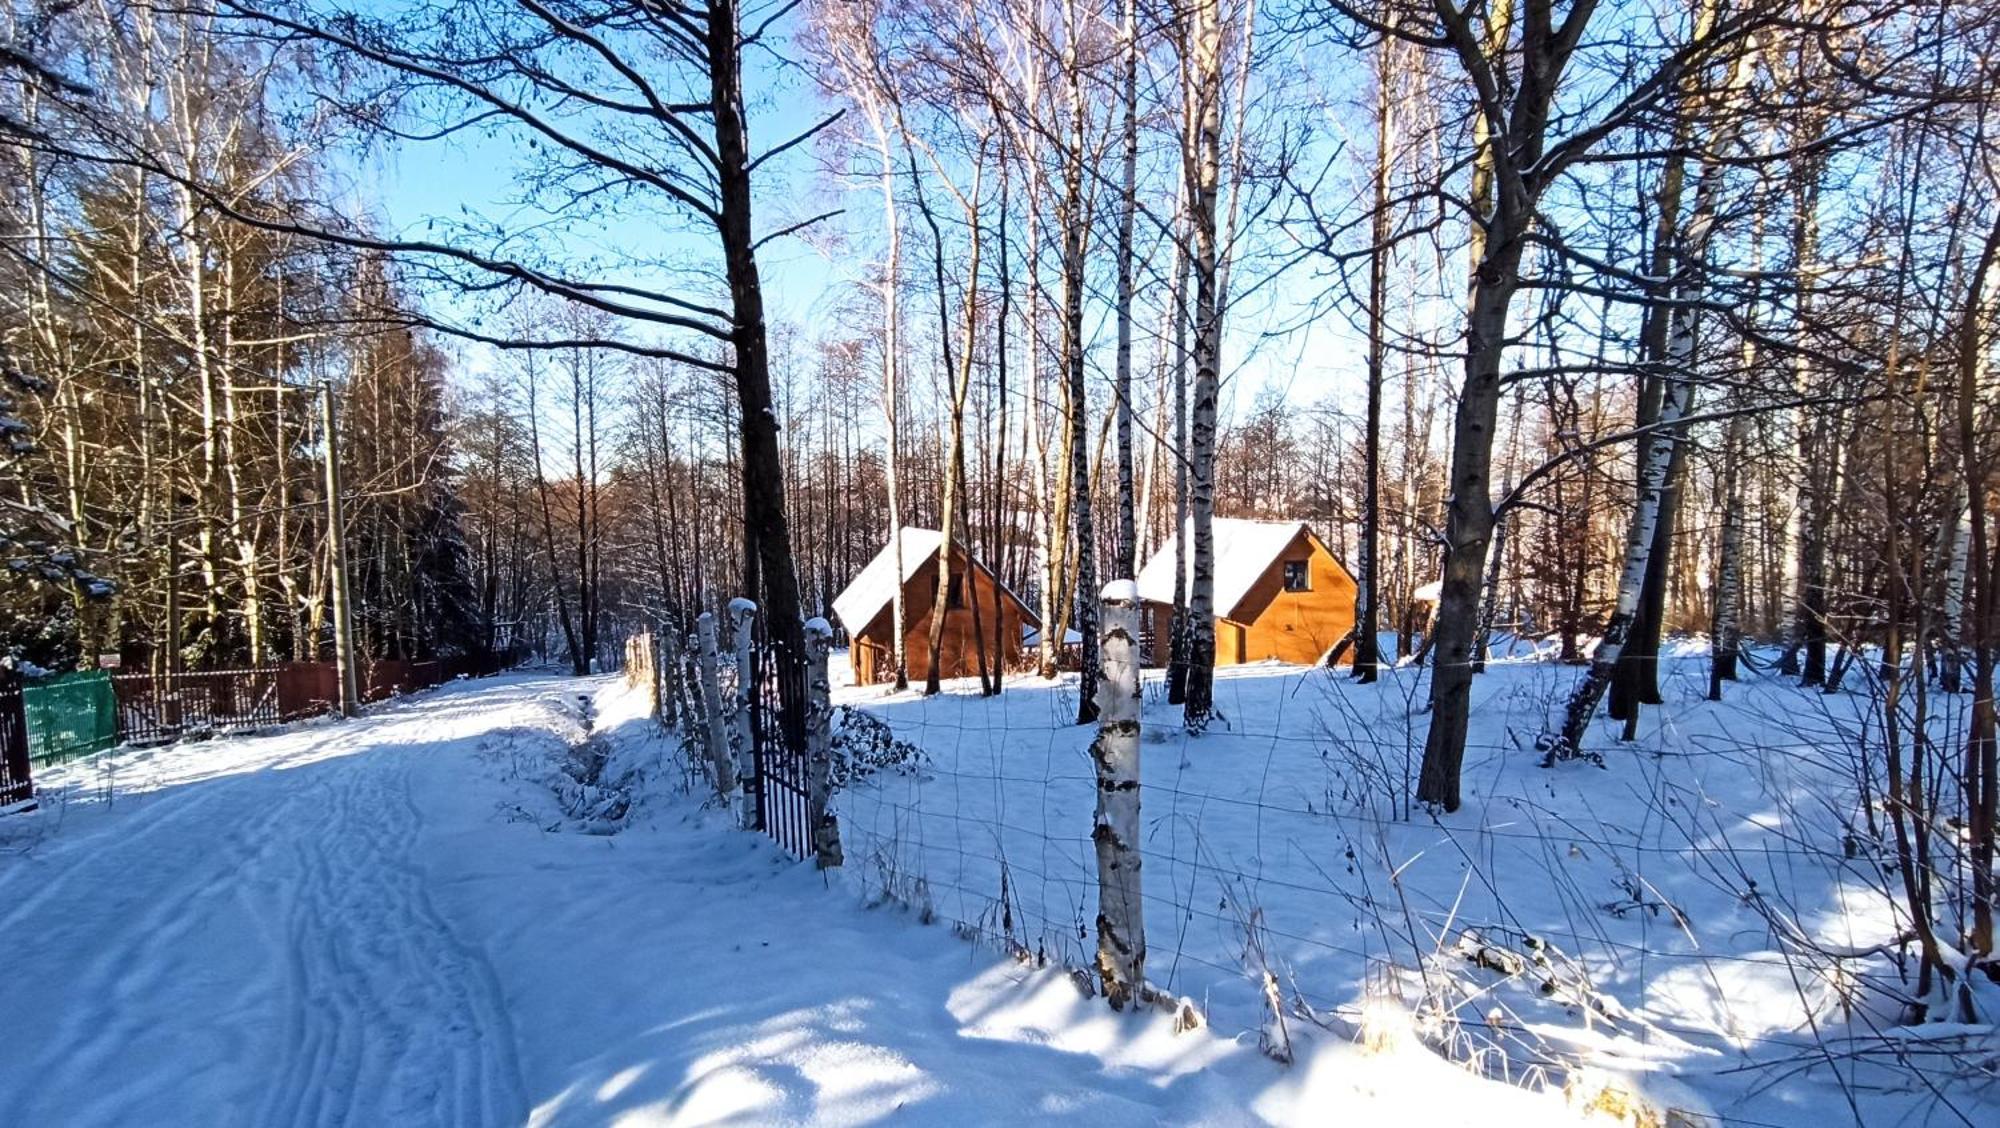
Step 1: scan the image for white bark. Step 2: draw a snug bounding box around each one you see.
[804,616,843,868]
[1550,315,1695,757]
[1112,0,1139,580]
[695,612,734,802]
[1093,580,1145,1008]
[1062,0,1098,723]
[1181,0,1222,731]
[1551,28,1751,754]
[728,597,758,828]
[1941,500,1971,691]
[1711,411,1748,693]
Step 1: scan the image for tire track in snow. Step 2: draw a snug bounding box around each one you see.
[0,724,376,936]
[257,735,526,1127]
[7,760,319,1118]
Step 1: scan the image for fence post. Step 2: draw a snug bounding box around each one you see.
[727,598,759,830]
[1092,580,1146,1009]
[803,617,843,868]
[694,612,735,803]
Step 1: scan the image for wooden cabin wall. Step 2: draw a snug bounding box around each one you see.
[1137,530,1357,668]
[850,549,1030,684]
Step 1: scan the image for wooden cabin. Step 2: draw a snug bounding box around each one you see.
[833,528,1040,685]
[1133,518,1357,667]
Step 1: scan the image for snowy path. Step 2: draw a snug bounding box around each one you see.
[0,673,1605,1126]
[0,690,529,1126]
[10,673,1533,1127]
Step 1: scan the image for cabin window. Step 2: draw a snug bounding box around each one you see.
[1282,560,1311,592]
[947,572,965,608]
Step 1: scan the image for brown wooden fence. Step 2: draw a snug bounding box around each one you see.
[111,668,283,745]
[0,651,522,796]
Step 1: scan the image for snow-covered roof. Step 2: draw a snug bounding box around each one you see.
[832,527,944,636]
[1134,518,1318,621]
[831,528,1038,636]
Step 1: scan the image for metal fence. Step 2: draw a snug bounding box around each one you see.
[1,671,31,810]
[751,640,814,858]
[9,649,522,775]
[111,668,283,745]
[23,670,117,764]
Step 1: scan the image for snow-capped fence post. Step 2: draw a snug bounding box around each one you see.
[728,598,759,829]
[1092,579,1146,1009]
[695,612,735,803]
[803,617,843,869]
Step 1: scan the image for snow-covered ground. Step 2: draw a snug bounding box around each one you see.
[0,670,1598,1126]
[834,645,2000,1127]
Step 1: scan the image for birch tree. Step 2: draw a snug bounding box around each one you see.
[1092,578,1145,1007]
[1177,0,1223,732]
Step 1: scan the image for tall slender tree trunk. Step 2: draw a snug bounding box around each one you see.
[1180,0,1223,732]
[1166,203,1192,704]
[869,97,911,691]
[1063,3,1098,724]
[1710,410,1747,699]
[989,150,1013,694]
[1355,34,1394,684]
[1414,0,1518,810]
[1954,212,2000,966]
[1111,0,1139,580]
[708,0,813,745]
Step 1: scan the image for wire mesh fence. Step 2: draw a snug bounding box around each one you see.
[817,651,1991,1125]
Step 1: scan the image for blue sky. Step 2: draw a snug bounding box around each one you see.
[348,14,1382,432]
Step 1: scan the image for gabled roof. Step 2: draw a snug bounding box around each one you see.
[831,527,1038,635]
[1134,517,1323,621]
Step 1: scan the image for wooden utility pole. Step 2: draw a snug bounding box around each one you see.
[320,381,359,717]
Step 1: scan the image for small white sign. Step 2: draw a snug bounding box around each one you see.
[96,653,122,669]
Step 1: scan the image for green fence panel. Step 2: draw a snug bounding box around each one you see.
[23,670,118,765]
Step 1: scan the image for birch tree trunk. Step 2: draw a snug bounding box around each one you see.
[1709,410,1748,699]
[1093,580,1145,1008]
[1111,0,1139,581]
[1783,153,1830,686]
[728,597,758,828]
[1166,204,1192,705]
[1180,0,1223,733]
[1565,28,1751,748]
[696,611,735,802]
[876,96,911,692]
[1941,500,1970,694]
[1549,314,1697,759]
[1953,212,2000,967]
[803,616,843,868]
[1062,0,1098,725]
[988,154,1012,694]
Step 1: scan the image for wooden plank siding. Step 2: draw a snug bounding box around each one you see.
[1139,527,1356,667]
[850,546,1035,685]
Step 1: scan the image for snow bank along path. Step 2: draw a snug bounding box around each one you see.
[0,672,1581,1126]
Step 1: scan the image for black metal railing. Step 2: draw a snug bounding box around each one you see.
[751,639,814,859]
[1,670,32,809]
